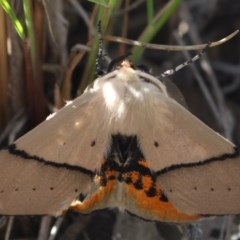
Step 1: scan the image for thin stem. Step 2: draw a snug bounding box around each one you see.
[23,0,37,78]
[146,0,154,25]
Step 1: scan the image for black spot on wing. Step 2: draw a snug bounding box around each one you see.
[78,193,87,202]
[160,191,169,202]
[145,186,156,197]
[90,140,96,147]
[133,177,143,190]
[124,176,132,184]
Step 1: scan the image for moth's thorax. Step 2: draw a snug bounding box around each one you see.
[95,66,171,134]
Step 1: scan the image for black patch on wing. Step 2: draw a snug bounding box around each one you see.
[7,143,93,176]
[99,134,168,202]
[160,191,169,202]
[78,193,87,202]
[134,177,143,190]
[156,147,239,176]
[109,134,144,164]
[145,186,156,197]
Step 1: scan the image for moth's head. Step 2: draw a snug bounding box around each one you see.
[107,55,150,74]
[93,54,169,98]
[115,60,140,83]
[119,59,133,69]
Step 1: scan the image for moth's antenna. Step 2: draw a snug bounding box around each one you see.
[160,42,211,79]
[96,21,105,76]
[96,21,132,74]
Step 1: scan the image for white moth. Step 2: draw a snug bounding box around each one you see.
[0,60,239,223]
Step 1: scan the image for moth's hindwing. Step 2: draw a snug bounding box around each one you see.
[0,148,92,215]
[70,134,201,222]
[142,96,240,216]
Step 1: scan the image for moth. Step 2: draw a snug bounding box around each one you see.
[0,59,240,223]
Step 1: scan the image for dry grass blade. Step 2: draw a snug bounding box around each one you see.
[0,7,9,131]
[4,217,14,240]
[62,44,90,100]
[38,216,52,240]
[104,30,239,51]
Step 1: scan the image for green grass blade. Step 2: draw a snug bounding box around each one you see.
[0,0,26,39]
[88,0,108,7]
[146,0,154,25]
[132,0,181,62]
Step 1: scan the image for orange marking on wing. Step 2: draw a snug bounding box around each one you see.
[125,160,200,222]
[125,180,200,222]
[128,171,140,183]
[137,160,149,168]
[70,171,116,213]
[141,175,155,192]
[71,157,200,222]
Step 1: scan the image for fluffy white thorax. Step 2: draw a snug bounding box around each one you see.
[91,65,171,135]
